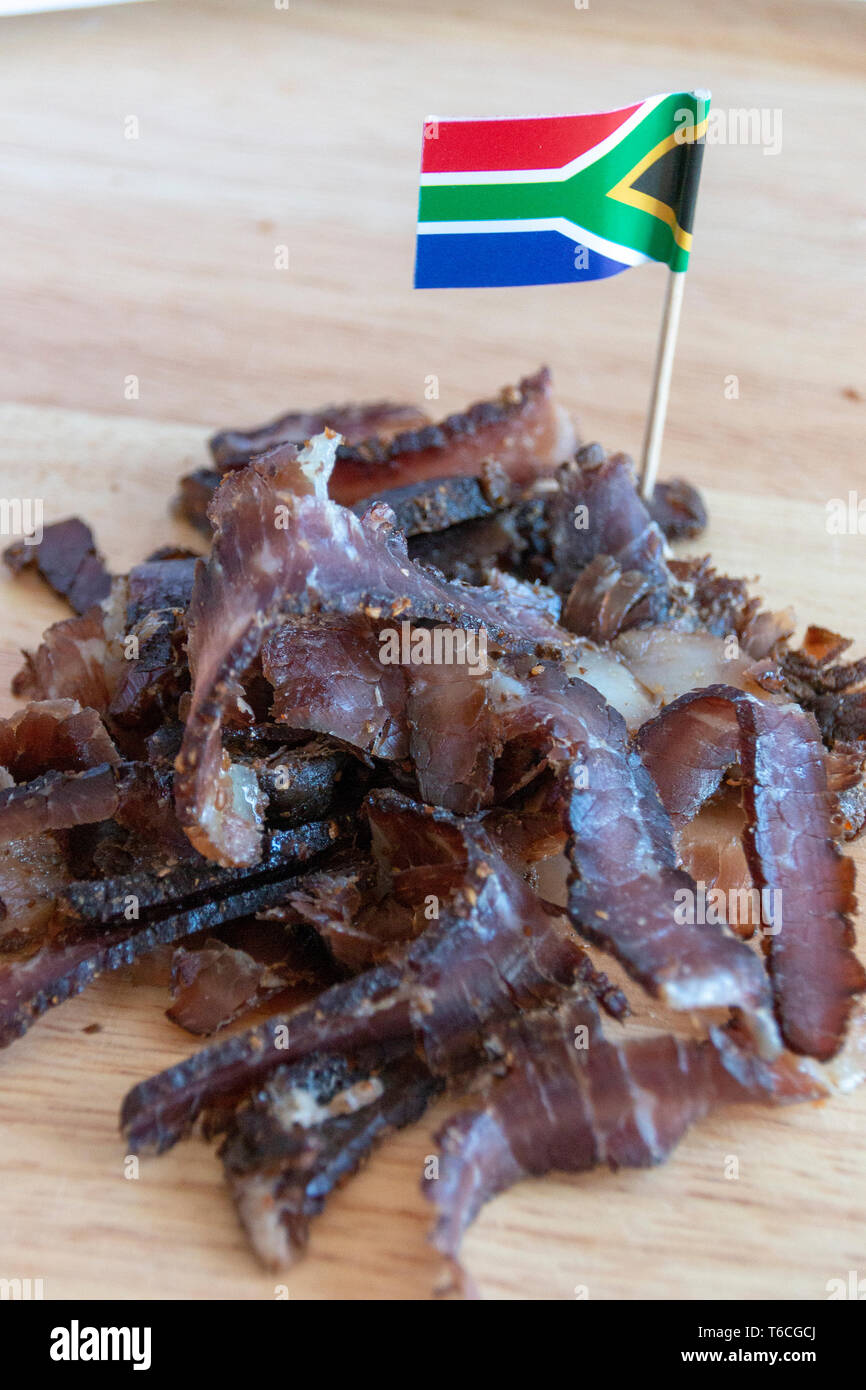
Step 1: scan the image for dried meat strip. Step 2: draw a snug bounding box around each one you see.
[669,556,795,660]
[209,368,573,502]
[0,764,119,843]
[107,608,189,732]
[0,701,123,844]
[261,851,417,973]
[120,793,588,1152]
[240,740,353,827]
[637,685,865,1058]
[404,655,775,1040]
[0,817,341,1049]
[4,517,112,615]
[175,431,570,866]
[176,468,222,535]
[0,834,69,954]
[12,582,128,710]
[330,368,574,499]
[125,557,196,626]
[59,821,344,927]
[350,462,512,535]
[262,616,410,761]
[427,999,827,1261]
[210,401,431,474]
[220,1048,439,1268]
[166,938,292,1036]
[260,615,775,1042]
[547,446,670,599]
[0,699,118,779]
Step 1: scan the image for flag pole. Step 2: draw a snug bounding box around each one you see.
[638,267,686,501]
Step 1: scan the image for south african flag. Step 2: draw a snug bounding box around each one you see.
[414,91,709,289]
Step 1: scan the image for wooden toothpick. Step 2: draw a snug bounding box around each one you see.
[639,268,686,500]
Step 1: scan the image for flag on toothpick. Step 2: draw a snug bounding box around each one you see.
[414,91,708,289]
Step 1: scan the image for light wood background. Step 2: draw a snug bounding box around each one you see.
[0,0,864,1301]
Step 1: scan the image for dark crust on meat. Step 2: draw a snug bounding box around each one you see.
[781,626,866,745]
[210,402,431,472]
[178,465,513,542]
[351,469,507,536]
[119,790,588,1152]
[58,820,349,926]
[220,1049,440,1266]
[0,819,344,1050]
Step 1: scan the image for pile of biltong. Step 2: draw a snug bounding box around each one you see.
[2,366,865,1292]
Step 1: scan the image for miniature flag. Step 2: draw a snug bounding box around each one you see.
[414,91,709,288]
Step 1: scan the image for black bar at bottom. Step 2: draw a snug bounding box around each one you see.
[4,1296,860,1373]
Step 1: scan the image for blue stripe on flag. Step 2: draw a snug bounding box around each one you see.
[413,230,629,289]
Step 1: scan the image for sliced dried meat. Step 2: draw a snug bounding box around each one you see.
[220,1048,440,1268]
[176,468,221,535]
[547,442,670,606]
[407,511,529,585]
[646,478,708,541]
[240,739,353,827]
[669,556,795,659]
[0,763,119,843]
[351,466,510,537]
[674,789,755,938]
[125,557,197,627]
[826,744,866,842]
[176,431,570,866]
[262,616,409,760]
[637,685,865,1058]
[0,834,69,953]
[427,999,827,1261]
[4,517,112,615]
[120,793,589,1151]
[562,554,662,642]
[59,819,344,927]
[0,701,122,844]
[210,368,573,503]
[167,937,290,1035]
[12,581,128,711]
[0,817,341,1049]
[404,655,775,1038]
[782,625,866,744]
[262,851,416,973]
[404,659,497,815]
[210,401,431,473]
[331,368,574,499]
[0,700,118,779]
[107,607,189,732]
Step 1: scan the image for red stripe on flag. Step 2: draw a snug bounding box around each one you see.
[420,104,642,174]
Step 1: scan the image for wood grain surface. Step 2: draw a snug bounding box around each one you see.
[0,0,864,1302]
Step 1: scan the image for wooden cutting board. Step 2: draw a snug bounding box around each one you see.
[0,402,864,1302]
